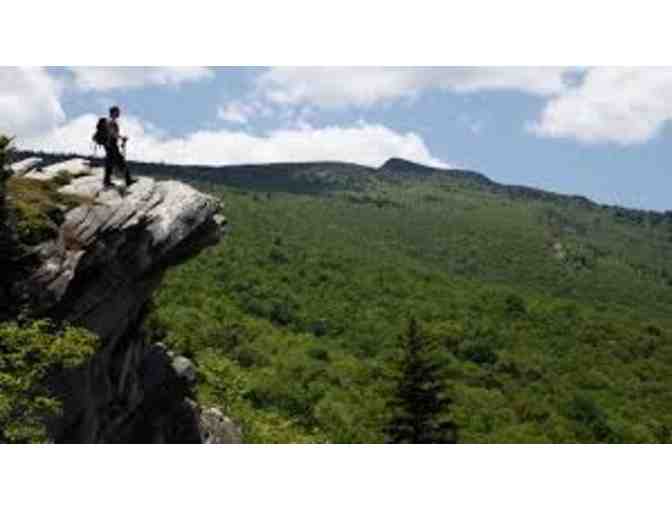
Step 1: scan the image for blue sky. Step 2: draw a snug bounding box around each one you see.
[2,67,670,211]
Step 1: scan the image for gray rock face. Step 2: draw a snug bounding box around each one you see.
[14,159,226,443]
[27,163,223,330]
[24,157,93,180]
[199,407,243,444]
[9,157,43,176]
[172,356,197,385]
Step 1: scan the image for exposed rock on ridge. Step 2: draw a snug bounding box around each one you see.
[9,156,42,176]
[9,158,234,443]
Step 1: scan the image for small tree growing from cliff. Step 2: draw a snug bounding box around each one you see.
[385,318,457,443]
[0,135,11,168]
[0,135,16,288]
[0,135,12,212]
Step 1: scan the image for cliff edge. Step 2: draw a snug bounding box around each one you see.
[4,157,236,443]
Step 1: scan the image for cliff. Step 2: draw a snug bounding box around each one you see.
[3,157,239,443]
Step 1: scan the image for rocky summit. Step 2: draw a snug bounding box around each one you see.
[7,157,237,443]
[24,158,224,327]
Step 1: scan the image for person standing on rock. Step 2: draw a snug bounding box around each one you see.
[101,106,136,188]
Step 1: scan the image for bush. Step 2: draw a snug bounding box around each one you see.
[0,135,12,172]
[566,393,618,442]
[0,319,98,443]
[269,299,298,326]
[309,319,329,337]
[269,246,289,264]
[1,135,14,217]
[504,293,527,317]
[52,170,73,187]
[6,177,90,245]
[307,345,330,362]
[458,339,498,365]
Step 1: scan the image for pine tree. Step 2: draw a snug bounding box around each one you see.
[0,135,19,321]
[385,318,457,443]
[0,135,14,257]
[0,135,11,205]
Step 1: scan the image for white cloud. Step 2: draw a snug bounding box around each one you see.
[217,101,253,124]
[256,67,572,109]
[217,99,278,125]
[69,67,214,91]
[0,67,65,137]
[531,67,672,144]
[21,114,446,168]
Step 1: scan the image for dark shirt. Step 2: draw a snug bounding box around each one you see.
[107,118,121,146]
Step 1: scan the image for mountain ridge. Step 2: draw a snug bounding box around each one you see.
[14,150,670,217]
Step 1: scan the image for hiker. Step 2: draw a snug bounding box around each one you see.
[95,106,136,187]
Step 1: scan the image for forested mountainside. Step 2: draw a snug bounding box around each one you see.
[10,150,672,442]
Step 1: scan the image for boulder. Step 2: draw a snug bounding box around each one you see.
[171,356,197,385]
[199,407,243,444]
[24,158,94,181]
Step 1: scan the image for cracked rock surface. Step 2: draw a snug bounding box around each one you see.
[10,157,236,443]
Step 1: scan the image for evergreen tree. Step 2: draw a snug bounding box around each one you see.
[0,135,11,207]
[0,135,16,291]
[385,318,457,443]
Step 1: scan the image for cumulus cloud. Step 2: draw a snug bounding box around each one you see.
[531,67,672,144]
[69,67,214,91]
[217,102,251,124]
[256,67,572,109]
[217,99,276,125]
[21,114,446,168]
[0,67,65,137]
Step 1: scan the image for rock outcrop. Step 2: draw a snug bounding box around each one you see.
[9,156,42,176]
[23,157,90,181]
[199,407,243,443]
[7,157,236,443]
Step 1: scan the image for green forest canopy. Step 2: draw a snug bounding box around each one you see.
[141,159,672,443]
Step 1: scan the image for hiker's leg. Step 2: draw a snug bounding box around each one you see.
[117,150,133,185]
[103,146,113,185]
[109,145,126,182]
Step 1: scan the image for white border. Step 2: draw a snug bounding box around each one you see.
[2,2,670,510]
[1,445,669,509]
[1,0,671,64]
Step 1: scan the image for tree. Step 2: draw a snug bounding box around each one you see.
[385,318,457,443]
[0,319,98,443]
[1,135,17,318]
[0,135,12,213]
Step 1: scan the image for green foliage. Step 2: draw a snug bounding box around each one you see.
[0,136,11,168]
[142,162,672,443]
[51,170,73,187]
[0,319,98,443]
[385,319,456,443]
[196,350,327,443]
[0,135,12,167]
[0,135,13,206]
[565,393,617,442]
[6,177,90,245]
